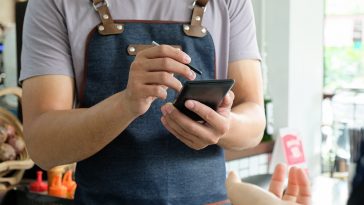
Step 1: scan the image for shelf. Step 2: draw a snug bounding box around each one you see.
[224,141,275,161]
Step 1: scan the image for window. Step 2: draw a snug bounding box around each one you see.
[324,0,364,91]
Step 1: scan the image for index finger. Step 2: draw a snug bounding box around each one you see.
[138,44,191,64]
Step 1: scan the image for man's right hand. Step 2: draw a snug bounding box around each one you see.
[123,45,196,117]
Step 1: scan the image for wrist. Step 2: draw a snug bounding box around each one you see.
[117,91,139,121]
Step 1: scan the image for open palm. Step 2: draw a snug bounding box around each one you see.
[226,164,311,205]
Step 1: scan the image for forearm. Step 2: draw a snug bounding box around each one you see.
[24,91,136,170]
[218,102,265,150]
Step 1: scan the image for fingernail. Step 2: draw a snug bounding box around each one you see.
[184,54,191,63]
[165,103,174,114]
[185,100,194,109]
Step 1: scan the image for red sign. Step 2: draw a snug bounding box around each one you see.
[282,134,306,165]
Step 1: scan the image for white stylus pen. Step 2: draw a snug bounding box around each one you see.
[152,41,202,75]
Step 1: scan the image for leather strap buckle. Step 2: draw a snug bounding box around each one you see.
[191,1,206,12]
[90,0,123,35]
[93,0,109,11]
[184,0,209,37]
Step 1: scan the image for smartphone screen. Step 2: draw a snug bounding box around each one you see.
[173,79,235,121]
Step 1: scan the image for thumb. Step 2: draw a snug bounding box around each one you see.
[217,91,234,117]
[226,171,241,186]
[219,91,234,108]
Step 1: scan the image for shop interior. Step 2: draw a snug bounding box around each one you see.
[0,0,363,204]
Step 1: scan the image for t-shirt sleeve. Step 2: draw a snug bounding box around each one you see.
[228,0,261,62]
[20,0,74,82]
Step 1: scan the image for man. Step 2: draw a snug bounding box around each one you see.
[21,0,265,204]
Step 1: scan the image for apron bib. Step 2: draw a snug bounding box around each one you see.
[75,1,230,204]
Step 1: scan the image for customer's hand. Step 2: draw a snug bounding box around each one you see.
[160,91,234,150]
[226,164,311,205]
[124,45,196,117]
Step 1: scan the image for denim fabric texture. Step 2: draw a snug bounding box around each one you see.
[76,22,228,205]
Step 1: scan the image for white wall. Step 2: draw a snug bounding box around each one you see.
[253,0,324,176]
[287,0,324,176]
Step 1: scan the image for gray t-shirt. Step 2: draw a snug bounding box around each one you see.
[20,0,261,94]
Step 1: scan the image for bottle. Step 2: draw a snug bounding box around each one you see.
[62,170,77,199]
[48,175,68,198]
[47,165,66,188]
[29,171,48,194]
[262,94,274,142]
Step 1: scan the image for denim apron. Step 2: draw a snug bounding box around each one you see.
[75,1,230,204]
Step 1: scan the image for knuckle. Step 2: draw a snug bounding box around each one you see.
[202,109,213,121]
[175,47,181,55]
[159,45,169,55]
[161,58,171,68]
[152,86,161,95]
[160,73,170,83]
[208,137,219,145]
[185,124,196,134]
[177,50,186,60]
[220,123,230,135]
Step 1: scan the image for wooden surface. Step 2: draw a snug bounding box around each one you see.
[224,141,275,161]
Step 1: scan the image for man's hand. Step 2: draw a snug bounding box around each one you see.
[160,91,235,150]
[226,164,311,205]
[124,45,196,117]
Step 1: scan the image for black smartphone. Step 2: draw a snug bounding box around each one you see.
[173,79,235,121]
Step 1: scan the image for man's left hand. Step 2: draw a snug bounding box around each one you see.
[161,91,235,150]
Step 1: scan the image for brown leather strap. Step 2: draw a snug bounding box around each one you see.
[127,44,182,56]
[90,0,123,35]
[183,0,209,38]
[196,0,209,6]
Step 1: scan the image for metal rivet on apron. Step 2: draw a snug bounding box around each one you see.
[103,14,109,20]
[195,16,201,21]
[201,28,207,33]
[116,24,123,30]
[184,25,190,31]
[98,25,105,31]
[129,47,136,53]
